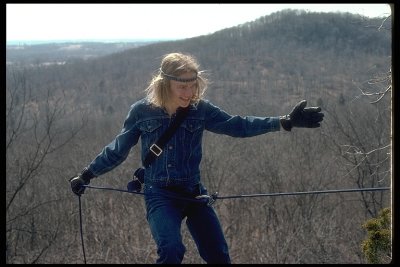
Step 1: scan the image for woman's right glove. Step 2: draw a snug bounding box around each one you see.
[70,168,95,196]
[280,100,324,131]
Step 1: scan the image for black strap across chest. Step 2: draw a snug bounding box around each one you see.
[143,106,190,168]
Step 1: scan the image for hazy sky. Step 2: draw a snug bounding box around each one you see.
[6,3,392,42]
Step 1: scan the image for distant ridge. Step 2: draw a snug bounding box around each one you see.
[6,38,175,46]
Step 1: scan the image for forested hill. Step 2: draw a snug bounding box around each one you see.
[12,9,390,118]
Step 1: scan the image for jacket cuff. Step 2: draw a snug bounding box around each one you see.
[280,116,292,131]
[80,167,96,182]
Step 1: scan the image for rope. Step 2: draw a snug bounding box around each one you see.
[75,184,390,264]
[79,184,391,209]
[83,185,145,195]
[83,184,390,202]
[78,196,87,264]
[83,184,209,204]
[216,187,391,199]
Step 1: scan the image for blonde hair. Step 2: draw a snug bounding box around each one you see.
[146,53,208,108]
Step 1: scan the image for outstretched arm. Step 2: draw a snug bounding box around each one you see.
[204,100,281,137]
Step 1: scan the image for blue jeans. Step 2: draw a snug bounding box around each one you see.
[144,184,231,264]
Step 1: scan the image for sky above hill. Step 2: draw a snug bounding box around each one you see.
[6,4,392,43]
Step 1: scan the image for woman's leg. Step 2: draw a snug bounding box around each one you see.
[145,195,186,264]
[186,204,231,264]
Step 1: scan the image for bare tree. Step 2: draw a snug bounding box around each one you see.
[6,67,86,263]
[356,66,391,104]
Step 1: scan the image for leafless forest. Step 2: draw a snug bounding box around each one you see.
[6,10,392,263]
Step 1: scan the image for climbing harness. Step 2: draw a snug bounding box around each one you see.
[75,184,390,263]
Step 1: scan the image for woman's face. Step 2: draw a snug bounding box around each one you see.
[167,71,197,112]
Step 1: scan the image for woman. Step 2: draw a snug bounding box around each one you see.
[70,52,324,264]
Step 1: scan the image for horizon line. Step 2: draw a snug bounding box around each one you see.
[6,38,180,46]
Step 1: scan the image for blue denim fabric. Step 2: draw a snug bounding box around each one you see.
[144,184,231,264]
[86,98,280,263]
[87,98,281,185]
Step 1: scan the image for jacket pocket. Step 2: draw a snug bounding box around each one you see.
[138,119,162,149]
[138,119,162,133]
[181,119,203,133]
[179,119,203,164]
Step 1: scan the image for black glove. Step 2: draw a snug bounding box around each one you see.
[280,100,324,131]
[70,168,95,196]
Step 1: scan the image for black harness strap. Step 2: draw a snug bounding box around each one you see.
[143,106,190,168]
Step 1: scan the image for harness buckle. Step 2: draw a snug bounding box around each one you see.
[196,192,218,206]
[150,144,163,157]
[207,192,218,206]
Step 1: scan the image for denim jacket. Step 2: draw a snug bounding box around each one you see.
[87,98,281,188]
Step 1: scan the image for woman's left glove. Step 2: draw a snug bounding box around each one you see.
[127,168,145,193]
[70,168,95,196]
[280,100,324,131]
